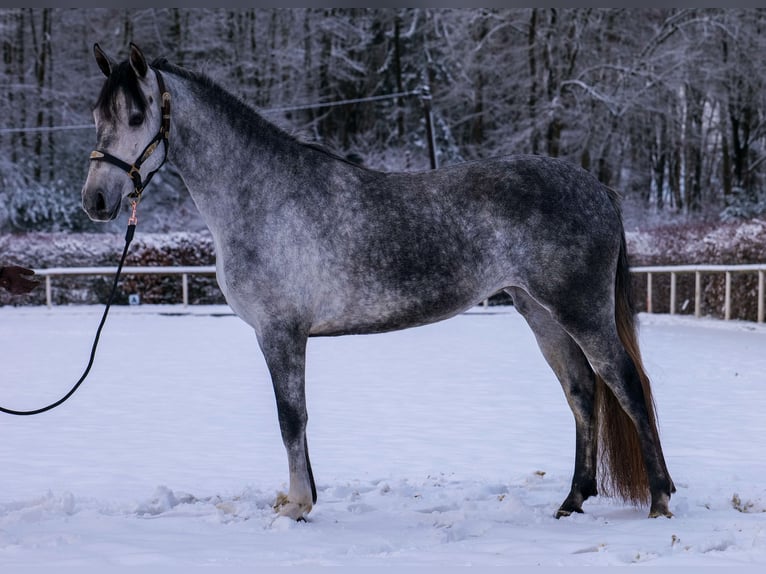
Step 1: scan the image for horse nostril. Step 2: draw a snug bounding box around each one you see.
[95,191,107,212]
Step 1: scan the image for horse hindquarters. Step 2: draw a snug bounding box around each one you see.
[506,232,673,517]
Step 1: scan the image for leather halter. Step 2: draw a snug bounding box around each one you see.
[89,68,171,201]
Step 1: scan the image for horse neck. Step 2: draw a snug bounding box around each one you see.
[163,73,311,228]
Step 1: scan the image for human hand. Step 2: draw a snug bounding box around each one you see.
[0,266,39,295]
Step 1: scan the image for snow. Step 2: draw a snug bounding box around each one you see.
[1,304,765,570]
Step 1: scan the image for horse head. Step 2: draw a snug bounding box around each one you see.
[82,43,169,222]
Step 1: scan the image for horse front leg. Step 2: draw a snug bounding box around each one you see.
[257,324,317,521]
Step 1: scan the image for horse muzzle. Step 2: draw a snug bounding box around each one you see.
[82,185,123,222]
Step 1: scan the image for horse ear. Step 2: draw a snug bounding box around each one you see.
[93,43,113,78]
[129,42,149,78]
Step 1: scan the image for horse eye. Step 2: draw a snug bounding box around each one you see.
[128,113,144,127]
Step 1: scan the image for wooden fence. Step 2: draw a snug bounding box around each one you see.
[32,263,766,323]
[34,266,216,308]
[630,264,766,323]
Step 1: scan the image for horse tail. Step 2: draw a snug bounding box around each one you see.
[594,210,660,506]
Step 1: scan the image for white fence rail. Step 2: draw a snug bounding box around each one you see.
[630,264,766,323]
[32,264,766,323]
[34,266,216,308]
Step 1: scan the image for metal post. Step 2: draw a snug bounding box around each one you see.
[420,84,437,170]
[758,270,764,324]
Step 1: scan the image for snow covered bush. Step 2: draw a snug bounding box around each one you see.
[627,219,766,321]
[7,180,92,232]
[1,220,764,319]
[0,231,223,307]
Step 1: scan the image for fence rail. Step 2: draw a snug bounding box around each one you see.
[32,263,766,323]
[630,264,766,323]
[34,266,216,308]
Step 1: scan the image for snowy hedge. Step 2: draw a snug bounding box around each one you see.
[2,220,765,321]
[627,219,766,322]
[0,231,222,307]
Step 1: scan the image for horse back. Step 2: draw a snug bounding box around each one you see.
[220,153,622,336]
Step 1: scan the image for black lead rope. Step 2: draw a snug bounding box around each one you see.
[0,214,137,416]
[2,64,168,416]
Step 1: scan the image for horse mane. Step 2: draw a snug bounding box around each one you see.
[151,58,369,170]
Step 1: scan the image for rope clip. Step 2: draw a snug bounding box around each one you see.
[128,199,139,226]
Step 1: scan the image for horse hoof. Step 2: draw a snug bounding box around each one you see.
[555,507,583,519]
[648,508,674,519]
[274,491,312,521]
[648,492,673,518]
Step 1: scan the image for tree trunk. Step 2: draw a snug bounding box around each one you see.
[15,9,27,164]
[652,115,667,210]
[684,84,704,211]
[527,9,540,155]
[29,7,51,182]
[721,125,733,203]
[670,142,683,211]
[393,13,405,140]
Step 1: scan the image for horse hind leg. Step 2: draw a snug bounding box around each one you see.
[553,299,675,518]
[256,322,317,521]
[506,288,599,518]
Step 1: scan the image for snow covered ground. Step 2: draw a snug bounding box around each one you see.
[1,304,764,570]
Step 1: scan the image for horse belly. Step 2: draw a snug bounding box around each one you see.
[309,264,499,336]
[309,299,477,337]
[307,209,507,336]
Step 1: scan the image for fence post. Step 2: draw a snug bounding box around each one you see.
[182,273,189,307]
[45,276,52,309]
[725,271,732,320]
[646,272,653,313]
[694,271,701,318]
[758,270,764,323]
[670,272,677,314]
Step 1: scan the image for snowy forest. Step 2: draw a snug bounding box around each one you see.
[2,7,766,233]
[1,8,766,315]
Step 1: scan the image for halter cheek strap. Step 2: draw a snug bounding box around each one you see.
[89,68,171,202]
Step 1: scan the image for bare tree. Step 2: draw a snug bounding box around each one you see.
[3,7,766,232]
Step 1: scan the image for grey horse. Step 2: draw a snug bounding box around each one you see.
[81,44,674,521]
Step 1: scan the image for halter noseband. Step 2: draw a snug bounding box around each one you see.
[89,68,171,202]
